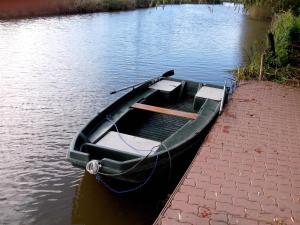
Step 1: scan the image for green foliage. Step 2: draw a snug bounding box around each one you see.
[263,64,299,83]
[235,11,300,83]
[234,49,259,81]
[295,15,300,35]
[234,42,264,80]
[271,10,295,66]
[296,16,300,28]
[235,58,299,82]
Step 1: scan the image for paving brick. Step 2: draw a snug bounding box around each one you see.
[236,183,262,194]
[231,218,259,225]
[171,200,198,214]
[180,212,209,225]
[196,182,221,192]
[164,209,181,220]
[187,173,210,183]
[234,175,251,185]
[247,193,276,204]
[209,220,227,225]
[210,212,228,223]
[161,218,188,225]
[180,185,205,197]
[233,197,261,210]
[183,178,196,187]
[220,186,236,195]
[189,196,216,209]
[154,82,300,225]
[213,177,236,188]
[205,191,232,204]
[174,192,189,202]
[216,202,245,216]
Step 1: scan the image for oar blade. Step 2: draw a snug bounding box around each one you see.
[161,70,174,77]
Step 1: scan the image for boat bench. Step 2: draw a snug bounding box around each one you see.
[131,103,198,120]
[95,131,160,157]
[149,79,182,102]
[194,86,224,110]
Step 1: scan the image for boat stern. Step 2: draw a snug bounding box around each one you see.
[67,149,90,168]
[67,133,90,168]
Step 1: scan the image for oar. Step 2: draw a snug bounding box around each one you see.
[110,70,174,95]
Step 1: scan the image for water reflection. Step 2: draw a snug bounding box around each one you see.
[72,173,165,225]
[239,16,270,64]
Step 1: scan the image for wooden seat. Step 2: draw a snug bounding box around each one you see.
[131,103,198,120]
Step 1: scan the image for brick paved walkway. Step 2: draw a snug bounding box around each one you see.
[154,81,300,225]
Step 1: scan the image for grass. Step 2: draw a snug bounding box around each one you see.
[235,42,264,81]
[235,11,300,84]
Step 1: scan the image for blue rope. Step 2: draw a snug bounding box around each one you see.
[96,154,159,194]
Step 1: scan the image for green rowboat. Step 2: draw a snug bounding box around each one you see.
[67,70,228,191]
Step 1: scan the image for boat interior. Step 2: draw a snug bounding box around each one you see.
[77,79,224,160]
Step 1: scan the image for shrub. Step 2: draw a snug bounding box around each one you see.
[235,11,300,83]
[271,11,295,66]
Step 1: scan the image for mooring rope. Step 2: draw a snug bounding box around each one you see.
[96,154,159,194]
[90,115,172,194]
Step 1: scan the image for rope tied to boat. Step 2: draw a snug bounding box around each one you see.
[85,115,172,194]
[95,154,159,194]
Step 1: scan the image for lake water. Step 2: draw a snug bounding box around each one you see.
[0,4,268,225]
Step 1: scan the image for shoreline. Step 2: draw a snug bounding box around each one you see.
[0,0,222,20]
